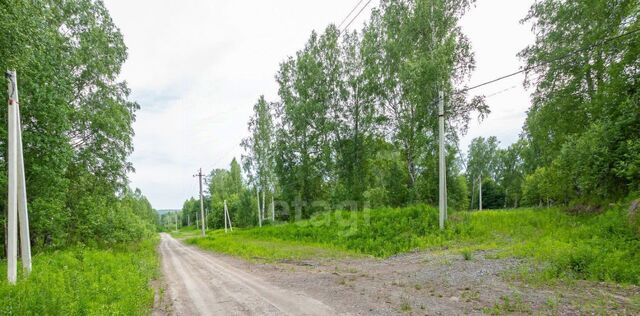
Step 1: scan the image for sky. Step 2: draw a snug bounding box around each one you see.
[102,0,536,210]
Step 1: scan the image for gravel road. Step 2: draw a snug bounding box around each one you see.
[158,233,337,316]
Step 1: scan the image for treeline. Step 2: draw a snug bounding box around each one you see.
[465,0,639,208]
[179,158,262,229]
[181,0,639,229]
[0,0,158,252]
[180,0,486,228]
[241,0,487,219]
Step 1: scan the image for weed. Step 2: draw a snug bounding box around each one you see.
[461,248,474,261]
[484,293,532,315]
[400,300,411,312]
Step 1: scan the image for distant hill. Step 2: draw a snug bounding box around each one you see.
[156,209,179,215]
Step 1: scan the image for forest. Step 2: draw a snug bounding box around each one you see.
[177,0,639,229]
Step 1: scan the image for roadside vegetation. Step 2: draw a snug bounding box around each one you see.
[187,202,640,285]
[0,239,159,315]
[1,1,161,312]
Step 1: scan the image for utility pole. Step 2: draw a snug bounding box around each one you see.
[271,194,275,222]
[174,212,178,231]
[224,202,228,233]
[194,169,205,236]
[256,188,262,227]
[224,200,233,232]
[6,70,31,284]
[479,175,483,211]
[438,91,447,230]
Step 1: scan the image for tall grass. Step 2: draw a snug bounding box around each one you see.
[0,238,159,315]
[190,204,640,284]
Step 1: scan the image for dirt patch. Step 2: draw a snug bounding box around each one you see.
[151,277,172,316]
[213,249,640,315]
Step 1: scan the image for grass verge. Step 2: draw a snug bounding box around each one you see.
[186,231,358,262]
[0,238,159,315]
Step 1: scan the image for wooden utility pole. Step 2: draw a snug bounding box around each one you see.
[438,91,447,230]
[6,70,32,284]
[194,169,206,236]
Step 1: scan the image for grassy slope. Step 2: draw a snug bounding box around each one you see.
[187,204,640,285]
[0,238,159,315]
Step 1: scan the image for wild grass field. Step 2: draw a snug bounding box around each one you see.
[0,238,159,315]
[186,203,640,285]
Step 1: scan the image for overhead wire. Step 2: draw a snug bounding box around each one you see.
[457,27,640,95]
[444,27,639,171]
[338,0,367,30]
[341,0,374,34]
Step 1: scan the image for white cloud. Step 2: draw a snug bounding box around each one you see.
[104,0,535,209]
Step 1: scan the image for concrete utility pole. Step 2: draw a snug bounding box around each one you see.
[256,188,262,227]
[175,212,178,231]
[438,91,447,230]
[224,204,228,233]
[225,200,233,232]
[194,169,206,236]
[479,175,483,211]
[6,71,32,284]
[271,194,275,222]
[223,200,233,233]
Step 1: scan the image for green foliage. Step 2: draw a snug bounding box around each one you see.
[0,239,159,315]
[521,165,566,207]
[461,248,473,261]
[232,0,488,217]
[519,0,640,202]
[0,0,154,251]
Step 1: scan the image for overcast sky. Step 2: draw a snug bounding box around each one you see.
[103,0,535,210]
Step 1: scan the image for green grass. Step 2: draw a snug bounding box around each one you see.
[186,231,358,262]
[0,238,159,315]
[170,227,201,239]
[187,204,640,285]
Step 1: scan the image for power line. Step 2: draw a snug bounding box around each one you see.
[341,0,374,34]
[338,0,366,30]
[445,28,639,171]
[458,27,640,94]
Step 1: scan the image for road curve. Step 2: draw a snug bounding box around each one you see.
[158,233,338,316]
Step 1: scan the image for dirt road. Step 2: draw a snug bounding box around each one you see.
[158,233,337,316]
